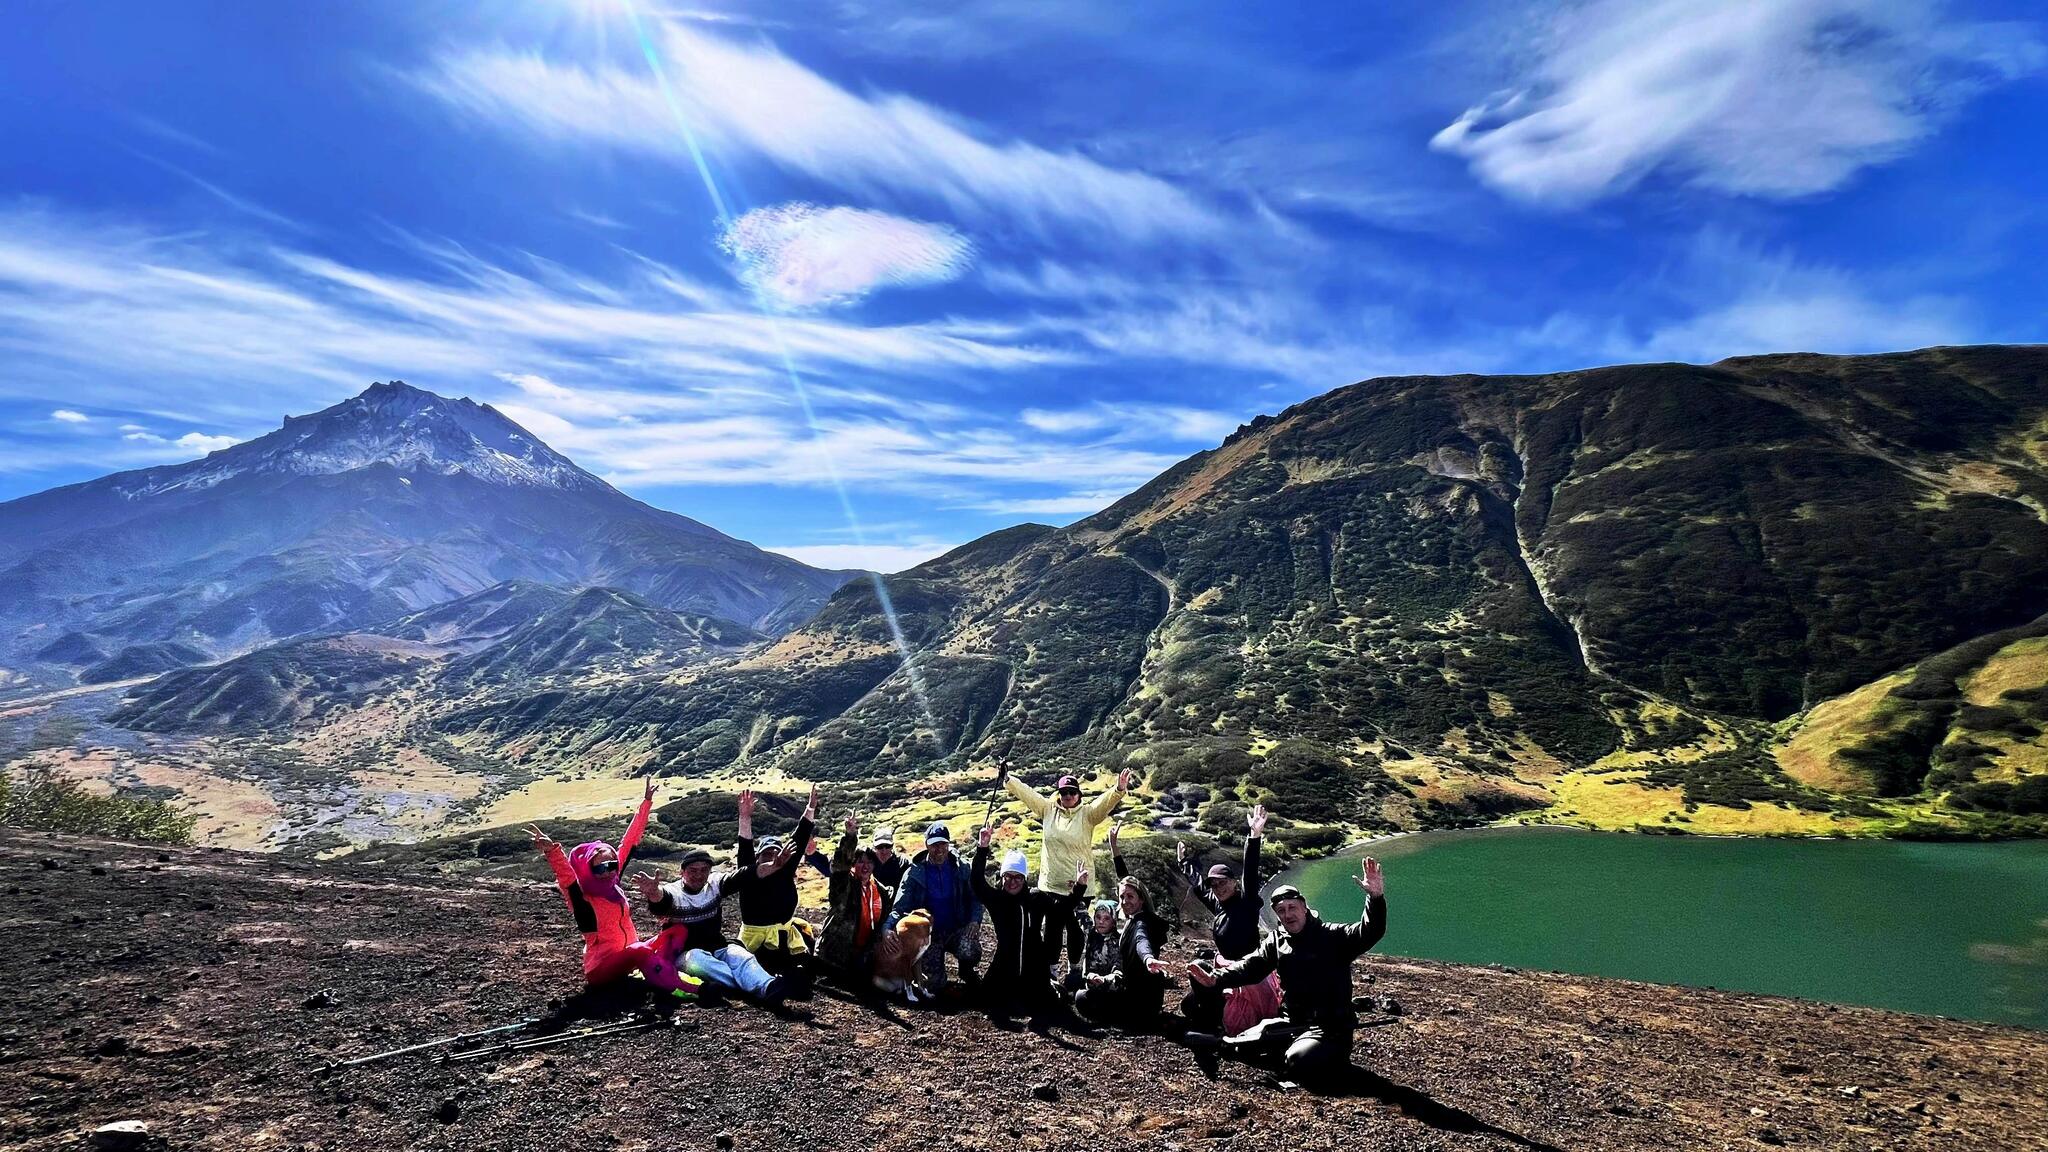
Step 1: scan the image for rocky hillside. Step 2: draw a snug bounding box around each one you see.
[0,382,857,685]
[441,346,2048,838]
[2,829,2041,1152]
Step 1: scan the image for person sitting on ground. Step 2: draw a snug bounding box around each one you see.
[1187,857,1388,1085]
[969,823,1088,1022]
[1073,834,1170,1031]
[1077,898,1121,993]
[732,785,820,993]
[885,821,983,999]
[869,826,906,899]
[817,810,889,986]
[528,778,701,999]
[1178,804,1279,1036]
[1001,762,1131,979]
[636,848,785,1005]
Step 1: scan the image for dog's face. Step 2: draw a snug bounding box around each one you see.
[893,911,933,955]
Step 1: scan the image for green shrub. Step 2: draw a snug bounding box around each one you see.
[0,769,196,844]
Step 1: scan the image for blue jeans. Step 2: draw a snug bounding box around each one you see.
[685,944,776,997]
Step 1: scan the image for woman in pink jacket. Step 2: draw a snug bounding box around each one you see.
[527,778,699,996]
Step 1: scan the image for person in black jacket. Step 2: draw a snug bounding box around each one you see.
[1073,839,1170,1030]
[1177,803,1268,1032]
[869,826,907,898]
[970,824,1087,1022]
[732,785,818,990]
[1188,856,1388,1084]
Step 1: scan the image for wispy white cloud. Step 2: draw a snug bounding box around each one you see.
[964,491,1124,518]
[721,202,972,310]
[1019,401,1242,443]
[410,20,1219,241]
[49,409,88,424]
[1433,0,2043,206]
[764,539,960,574]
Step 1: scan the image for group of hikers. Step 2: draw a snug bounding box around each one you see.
[526,765,1389,1083]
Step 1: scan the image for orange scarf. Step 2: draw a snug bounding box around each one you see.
[854,877,883,948]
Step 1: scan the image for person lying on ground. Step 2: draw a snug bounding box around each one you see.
[1001,762,1131,978]
[970,823,1088,1022]
[633,845,785,1006]
[1186,857,1388,1085]
[528,778,701,999]
[733,785,820,991]
[885,821,983,1000]
[817,810,889,985]
[1178,804,1280,1035]
[869,826,906,898]
[1074,847,1171,1032]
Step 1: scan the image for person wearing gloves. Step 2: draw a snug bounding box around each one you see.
[528,778,701,999]
[1178,804,1277,1035]
[1001,762,1131,975]
[885,821,983,998]
[732,785,820,990]
[1187,857,1389,1084]
[817,810,890,983]
[969,824,1088,1022]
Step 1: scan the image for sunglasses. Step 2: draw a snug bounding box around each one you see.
[588,859,618,875]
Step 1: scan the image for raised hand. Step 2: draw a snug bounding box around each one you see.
[1074,866,1089,890]
[844,810,859,836]
[643,776,658,804]
[1176,840,1189,864]
[977,824,993,850]
[1359,856,1384,897]
[1187,961,1217,987]
[1248,804,1268,838]
[631,872,663,903]
[526,824,554,853]
[1107,820,1121,852]
[805,783,820,818]
[996,759,1011,783]
[738,789,755,819]
[1116,768,1133,791]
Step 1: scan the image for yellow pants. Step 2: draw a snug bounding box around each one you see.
[739,919,813,956]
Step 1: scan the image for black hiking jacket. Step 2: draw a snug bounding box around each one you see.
[733,813,815,927]
[1213,894,1387,1035]
[1182,834,1263,961]
[970,846,1085,989]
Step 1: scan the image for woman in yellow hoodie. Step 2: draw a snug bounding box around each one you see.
[1001,763,1131,977]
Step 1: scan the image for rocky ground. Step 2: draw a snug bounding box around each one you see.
[2,829,2043,1152]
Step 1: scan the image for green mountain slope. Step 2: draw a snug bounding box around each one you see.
[433,346,2048,839]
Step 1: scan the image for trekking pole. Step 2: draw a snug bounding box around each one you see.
[321,1018,540,1073]
[441,1018,657,1063]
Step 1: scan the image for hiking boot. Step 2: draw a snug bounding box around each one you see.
[759,977,790,1006]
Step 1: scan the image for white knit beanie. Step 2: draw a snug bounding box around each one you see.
[1000,850,1029,877]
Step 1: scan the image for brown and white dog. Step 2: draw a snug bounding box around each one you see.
[871,910,933,1002]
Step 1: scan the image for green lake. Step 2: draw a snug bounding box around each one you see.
[1285,827,2048,1029]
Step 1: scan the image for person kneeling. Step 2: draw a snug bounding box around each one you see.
[1187,857,1388,1086]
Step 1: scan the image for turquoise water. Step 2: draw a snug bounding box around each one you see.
[1286,827,2048,1028]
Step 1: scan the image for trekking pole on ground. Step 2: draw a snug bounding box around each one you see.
[321,1018,540,1073]
[441,1018,658,1063]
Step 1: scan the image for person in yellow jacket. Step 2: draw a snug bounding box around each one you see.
[1001,763,1132,978]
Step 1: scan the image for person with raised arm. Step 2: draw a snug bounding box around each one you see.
[885,820,983,999]
[731,785,820,992]
[970,823,1088,1022]
[1001,761,1131,978]
[1072,826,1171,1032]
[817,810,889,984]
[1178,804,1276,1035]
[1186,857,1388,1084]
[631,791,785,1005]
[528,778,700,998]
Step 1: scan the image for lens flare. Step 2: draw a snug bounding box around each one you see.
[615,0,939,737]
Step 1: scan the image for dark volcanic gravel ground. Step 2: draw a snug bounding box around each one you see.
[2,831,2043,1152]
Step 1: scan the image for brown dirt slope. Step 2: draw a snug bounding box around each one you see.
[1,830,2042,1152]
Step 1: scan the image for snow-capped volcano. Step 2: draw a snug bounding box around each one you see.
[0,381,860,680]
[113,381,601,498]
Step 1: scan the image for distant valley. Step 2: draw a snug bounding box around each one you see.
[4,347,2046,856]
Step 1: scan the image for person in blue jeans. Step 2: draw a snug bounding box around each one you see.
[885,821,983,998]
[634,845,787,1005]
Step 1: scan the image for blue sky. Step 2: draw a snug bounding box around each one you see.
[1,1,2043,570]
